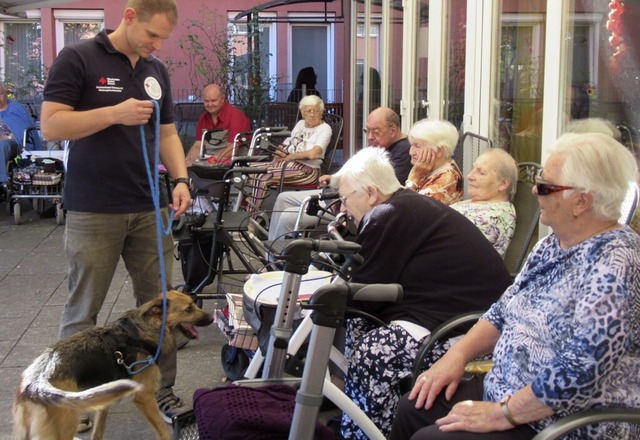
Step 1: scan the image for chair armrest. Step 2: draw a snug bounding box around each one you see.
[411,311,486,385]
[277,159,297,193]
[531,407,640,440]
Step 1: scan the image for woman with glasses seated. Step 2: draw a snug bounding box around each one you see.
[405,119,464,205]
[248,94,331,212]
[390,132,640,440]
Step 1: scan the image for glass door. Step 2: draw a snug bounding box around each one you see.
[402,0,468,132]
[350,0,404,153]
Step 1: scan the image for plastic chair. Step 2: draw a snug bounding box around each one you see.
[318,113,344,174]
[502,162,542,277]
[452,132,493,196]
[174,102,205,148]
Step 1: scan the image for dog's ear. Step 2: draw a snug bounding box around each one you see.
[140,296,170,319]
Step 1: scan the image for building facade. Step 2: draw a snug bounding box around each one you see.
[2,0,639,176]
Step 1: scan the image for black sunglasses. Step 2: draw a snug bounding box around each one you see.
[534,170,578,196]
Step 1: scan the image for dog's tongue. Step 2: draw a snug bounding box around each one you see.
[185,325,199,339]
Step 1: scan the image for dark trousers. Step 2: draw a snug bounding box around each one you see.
[388,375,537,440]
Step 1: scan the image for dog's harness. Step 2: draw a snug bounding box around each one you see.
[101,318,160,375]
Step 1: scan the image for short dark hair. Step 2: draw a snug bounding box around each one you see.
[127,0,178,26]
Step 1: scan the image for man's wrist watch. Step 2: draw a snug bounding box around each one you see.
[174,177,192,190]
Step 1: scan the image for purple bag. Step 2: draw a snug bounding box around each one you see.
[193,383,335,440]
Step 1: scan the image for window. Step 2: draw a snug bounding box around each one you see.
[1,21,42,98]
[228,13,276,101]
[54,10,104,54]
[289,12,336,102]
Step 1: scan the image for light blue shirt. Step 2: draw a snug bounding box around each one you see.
[0,100,41,150]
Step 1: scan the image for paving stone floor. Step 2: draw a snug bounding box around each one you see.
[0,202,230,439]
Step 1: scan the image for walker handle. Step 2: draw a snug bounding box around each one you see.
[348,283,403,302]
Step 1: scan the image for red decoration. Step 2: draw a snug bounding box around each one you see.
[607,0,626,75]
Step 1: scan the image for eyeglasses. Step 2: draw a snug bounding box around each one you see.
[339,190,358,205]
[302,108,321,115]
[362,127,385,137]
[535,170,578,196]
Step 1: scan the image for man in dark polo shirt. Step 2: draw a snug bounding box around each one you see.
[41,0,191,427]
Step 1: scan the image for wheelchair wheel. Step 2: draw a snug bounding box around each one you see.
[55,203,65,225]
[13,200,21,224]
[220,343,250,381]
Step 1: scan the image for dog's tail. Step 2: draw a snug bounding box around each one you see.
[19,352,143,410]
[24,379,143,410]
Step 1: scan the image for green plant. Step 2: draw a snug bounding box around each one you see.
[171,7,277,124]
[1,22,45,100]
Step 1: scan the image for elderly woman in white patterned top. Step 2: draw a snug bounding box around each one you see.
[450,148,518,257]
[248,94,331,212]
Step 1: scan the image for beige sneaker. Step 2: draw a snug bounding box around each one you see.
[77,414,93,433]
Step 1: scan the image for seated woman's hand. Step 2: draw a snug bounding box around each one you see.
[435,400,512,433]
[274,147,288,159]
[410,349,467,411]
[417,147,437,173]
[415,145,436,164]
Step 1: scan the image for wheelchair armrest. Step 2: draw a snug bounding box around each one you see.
[531,407,640,440]
[411,311,486,385]
[231,155,270,166]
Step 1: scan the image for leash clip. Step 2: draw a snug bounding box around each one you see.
[116,349,156,376]
[115,350,128,367]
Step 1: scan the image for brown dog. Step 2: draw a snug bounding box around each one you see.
[13,290,213,440]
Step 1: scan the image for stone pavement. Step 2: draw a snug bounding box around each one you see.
[0,204,229,439]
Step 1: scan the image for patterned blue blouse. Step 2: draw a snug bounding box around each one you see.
[483,227,640,438]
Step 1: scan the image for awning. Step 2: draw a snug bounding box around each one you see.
[233,0,340,23]
[0,0,76,16]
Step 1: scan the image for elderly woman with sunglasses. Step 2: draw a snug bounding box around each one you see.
[390,132,640,440]
[332,147,513,439]
[405,119,464,205]
[249,94,331,211]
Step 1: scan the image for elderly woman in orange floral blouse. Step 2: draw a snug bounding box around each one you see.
[404,119,463,205]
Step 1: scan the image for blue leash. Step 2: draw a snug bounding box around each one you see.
[125,100,174,375]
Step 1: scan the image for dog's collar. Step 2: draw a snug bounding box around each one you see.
[102,317,160,372]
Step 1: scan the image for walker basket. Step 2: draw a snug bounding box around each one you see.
[213,293,259,351]
[172,410,198,440]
